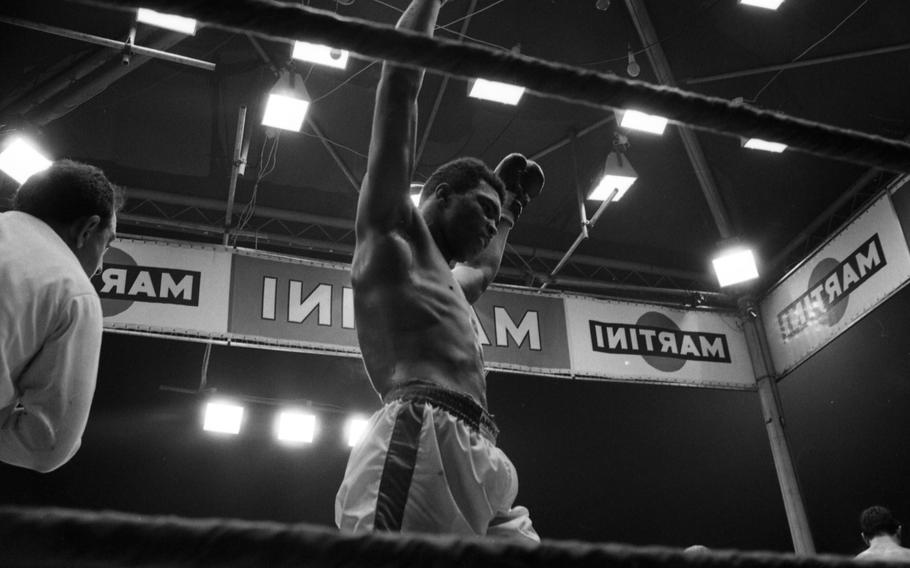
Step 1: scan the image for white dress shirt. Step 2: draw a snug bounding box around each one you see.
[0,211,102,472]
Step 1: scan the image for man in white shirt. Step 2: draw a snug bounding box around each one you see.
[856,506,910,563]
[0,160,121,472]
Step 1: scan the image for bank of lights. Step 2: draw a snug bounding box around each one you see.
[740,0,785,9]
[262,70,310,132]
[619,110,668,135]
[345,417,369,447]
[468,79,525,106]
[712,247,759,287]
[743,138,787,153]
[0,137,52,184]
[201,400,368,448]
[203,401,244,435]
[292,41,349,70]
[136,8,197,35]
[588,151,638,202]
[275,409,317,444]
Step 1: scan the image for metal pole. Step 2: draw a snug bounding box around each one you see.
[529,116,613,163]
[539,187,617,291]
[739,297,815,555]
[0,16,215,71]
[223,106,248,245]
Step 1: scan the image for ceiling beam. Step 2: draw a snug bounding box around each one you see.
[415,0,478,167]
[123,186,712,285]
[683,41,910,86]
[624,0,733,241]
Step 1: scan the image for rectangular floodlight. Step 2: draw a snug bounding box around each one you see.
[203,401,244,435]
[712,248,759,287]
[468,79,525,106]
[292,41,349,69]
[275,410,317,444]
[589,174,637,202]
[0,137,52,184]
[619,109,668,135]
[345,417,369,447]
[743,138,787,153]
[739,0,785,10]
[262,94,310,132]
[136,8,198,35]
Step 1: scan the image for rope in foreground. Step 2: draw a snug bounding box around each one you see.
[0,506,878,568]
[66,0,910,173]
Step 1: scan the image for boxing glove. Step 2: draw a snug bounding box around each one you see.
[494,153,545,227]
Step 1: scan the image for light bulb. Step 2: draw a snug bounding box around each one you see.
[626,48,640,77]
[596,0,610,10]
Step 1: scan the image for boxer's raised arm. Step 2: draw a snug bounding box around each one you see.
[454,154,545,303]
[355,0,449,238]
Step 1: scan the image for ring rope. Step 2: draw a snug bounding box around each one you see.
[67,0,910,173]
[0,506,866,568]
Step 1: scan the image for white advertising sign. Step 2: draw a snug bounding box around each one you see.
[761,194,910,375]
[565,296,754,389]
[94,238,232,337]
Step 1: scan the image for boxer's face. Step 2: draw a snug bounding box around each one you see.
[443,180,500,261]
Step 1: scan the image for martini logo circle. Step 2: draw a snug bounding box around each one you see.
[589,312,731,372]
[776,234,885,340]
[91,247,202,317]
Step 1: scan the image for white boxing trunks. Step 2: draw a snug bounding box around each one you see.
[334,381,538,542]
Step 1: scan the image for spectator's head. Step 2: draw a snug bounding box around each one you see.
[13,160,123,276]
[860,506,901,543]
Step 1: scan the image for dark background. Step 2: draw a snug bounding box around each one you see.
[3,284,909,555]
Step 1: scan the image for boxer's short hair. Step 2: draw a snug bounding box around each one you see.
[420,157,505,204]
[860,506,900,538]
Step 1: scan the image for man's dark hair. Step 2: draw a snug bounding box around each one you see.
[13,159,123,227]
[420,157,505,204]
[860,506,901,538]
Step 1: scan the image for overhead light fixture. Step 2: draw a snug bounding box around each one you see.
[626,45,640,78]
[618,109,668,135]
[292,41,350,70]
[274,409,317,444]
[589,149,638,202]
[0,137,52,184]
[203,400,244,435]
[136,8,198,35]
[743,138,787,153]
[345,416,369,447]
[409,183,423,206]
[739,0,785,10]
[262,70,310,132]
[468,78,525,106]
[712,246,759,287]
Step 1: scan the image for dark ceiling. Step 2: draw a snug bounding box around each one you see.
[3,0,910,308]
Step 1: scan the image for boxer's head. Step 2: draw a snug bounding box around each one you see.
[419,157,505,262]
[14,159,124,276]
[860,506,901,543]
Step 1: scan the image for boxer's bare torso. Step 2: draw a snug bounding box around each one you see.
[352,185,500,409]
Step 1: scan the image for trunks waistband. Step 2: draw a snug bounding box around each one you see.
[384,382,499,443]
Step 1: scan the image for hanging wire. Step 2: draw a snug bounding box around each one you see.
[577,0,723,68]
[231,129,281,246]
[750,0,869,102]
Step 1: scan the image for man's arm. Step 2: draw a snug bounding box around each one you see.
[454,154,545,303]
[0,294,101,472]
[355,0,449,239]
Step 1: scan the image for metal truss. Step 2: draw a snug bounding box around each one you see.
[119,187,733,308]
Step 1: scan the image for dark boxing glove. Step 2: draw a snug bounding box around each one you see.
[494,153,545,227]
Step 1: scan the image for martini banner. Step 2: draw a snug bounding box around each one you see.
[94,238,755,387]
